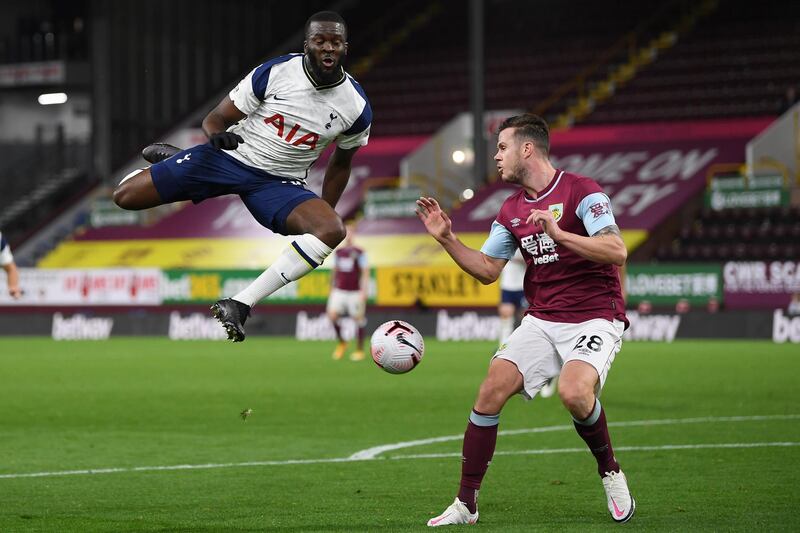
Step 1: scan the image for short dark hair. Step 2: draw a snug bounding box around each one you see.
[305,11,347,39]
[498,113,550,156]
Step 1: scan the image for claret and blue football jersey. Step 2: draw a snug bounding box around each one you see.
[481,169,628,326]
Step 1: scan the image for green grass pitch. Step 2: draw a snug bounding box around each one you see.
[0,337,798,531]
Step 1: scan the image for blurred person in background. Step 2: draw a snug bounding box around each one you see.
[327,221,369,361]
[788,293,800,315]
[113,11,371,342]
[497,249,526,346]
[0,231,22,299]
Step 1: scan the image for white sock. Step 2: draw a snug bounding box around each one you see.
[233,234,333,306]
[119,167,147,185]
[498,316,514,345]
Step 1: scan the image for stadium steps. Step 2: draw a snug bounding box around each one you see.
[553,0,717,128]
[578,0,800,125]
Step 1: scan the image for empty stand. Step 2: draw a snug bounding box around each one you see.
[356,0,799,134]
[656,206,800,261]
[358,0,660,135]
[583,0,800,124]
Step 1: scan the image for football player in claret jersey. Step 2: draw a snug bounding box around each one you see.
[417,114,635,526]
[113,11,371,341]
[327,221,369,361]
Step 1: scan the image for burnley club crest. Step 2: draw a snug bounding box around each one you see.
[548,203,563,222]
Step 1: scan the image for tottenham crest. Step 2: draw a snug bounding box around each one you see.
[548,203,563,222]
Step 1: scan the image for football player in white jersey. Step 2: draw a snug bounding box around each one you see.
[114,11,371,341]
[0,231,22,299]
[497,249,526,345]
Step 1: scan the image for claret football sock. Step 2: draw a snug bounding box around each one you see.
[458,409,500,514]
[233,234,333,306]
[573,399,621,476]
[331,319,343,341]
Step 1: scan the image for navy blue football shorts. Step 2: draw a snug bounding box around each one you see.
[149,144,318,235]
[501,289,527,307]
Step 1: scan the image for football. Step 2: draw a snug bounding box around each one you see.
[370,320,425,374]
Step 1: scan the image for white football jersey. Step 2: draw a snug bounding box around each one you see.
[0,231,13,266]
[227,53,371,182]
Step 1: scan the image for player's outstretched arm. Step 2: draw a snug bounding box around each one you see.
[416,197,507,284]
[527,209,627,266]
[321,147,359,207]
[202,96,247,149]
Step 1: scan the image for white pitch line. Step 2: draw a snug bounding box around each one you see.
[1,441,797,481]
[1,414,798,481]
[391,441,800,460]
[0,457,357,480]
[348,413,800,460]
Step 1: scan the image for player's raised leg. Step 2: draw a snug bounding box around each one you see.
[142,142,181,164]
[428,358,522,527]
[213,197,345,342]
[112,167,166,210]
[113,142,198,210]
[559,360,635,523]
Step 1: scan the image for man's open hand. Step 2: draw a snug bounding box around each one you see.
[416,197,453,242]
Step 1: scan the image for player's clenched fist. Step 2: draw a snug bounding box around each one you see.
[209,132,244,150]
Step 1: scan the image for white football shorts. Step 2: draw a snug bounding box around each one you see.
[326,288,366,318]
[493,314,625,399]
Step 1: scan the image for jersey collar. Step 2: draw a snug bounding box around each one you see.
[302,55,347,90]
[523,169,564,203]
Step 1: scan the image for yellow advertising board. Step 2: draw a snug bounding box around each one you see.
[40,231,646,269]
[39,238,292,269]
[39,234,490,269]
[376,266,499,306]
